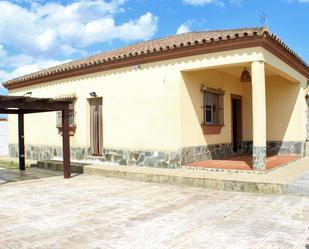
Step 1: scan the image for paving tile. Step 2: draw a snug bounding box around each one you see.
[0,168,308,248]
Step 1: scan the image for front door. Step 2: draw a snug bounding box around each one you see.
[90,97,103,156]
[231,95,243,153]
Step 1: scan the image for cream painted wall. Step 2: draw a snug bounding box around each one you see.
[7,46,308,152]
[180,69,305,148]
[266,76,306,141]
[261,48,307,85]
[8,47,265,151]
[9,64,182,151]
[0,121,8,156]
[180,69,253,147]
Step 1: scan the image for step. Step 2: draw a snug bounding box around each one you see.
[35,160,88,173]
[84,164,287,195]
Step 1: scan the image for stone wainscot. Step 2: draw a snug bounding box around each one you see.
[9,140,305,168]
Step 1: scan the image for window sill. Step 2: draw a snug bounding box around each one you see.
[201,124,224,135]
[56,125,76,136]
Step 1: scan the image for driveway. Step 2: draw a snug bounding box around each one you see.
[0,168,308,249]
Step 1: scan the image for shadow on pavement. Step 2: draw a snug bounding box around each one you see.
[0,167,66,185]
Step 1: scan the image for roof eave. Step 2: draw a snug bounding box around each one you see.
[3,35,309,90]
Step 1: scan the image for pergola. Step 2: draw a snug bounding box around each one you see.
[0,95,72,178]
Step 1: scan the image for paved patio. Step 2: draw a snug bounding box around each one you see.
[0,167,308,249]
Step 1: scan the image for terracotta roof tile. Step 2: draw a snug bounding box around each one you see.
[53,93,77,101]
[2,27,308,88]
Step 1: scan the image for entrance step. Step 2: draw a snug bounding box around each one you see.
[83,158,309,196]
[35,160,88,173]
[84,164,287,195]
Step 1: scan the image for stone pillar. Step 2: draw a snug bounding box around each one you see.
[251,60,266,170]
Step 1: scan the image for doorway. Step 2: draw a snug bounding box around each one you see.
[231,95,243,153]
[89,97,103,156]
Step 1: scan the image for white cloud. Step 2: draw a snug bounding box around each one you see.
[176,23,191,34]
[0,1,158,56]
[182,0,224,6]
[0,44,70,83]
[65,12,158,46]
[0,0,159,85]
[0,58,71,83]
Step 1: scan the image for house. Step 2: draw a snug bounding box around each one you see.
[3,27,309,171]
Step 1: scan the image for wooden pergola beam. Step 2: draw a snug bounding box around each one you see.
[0,108,59,114]
[0,109,19,114]
[0,101,66,111]
[0,95,72,178]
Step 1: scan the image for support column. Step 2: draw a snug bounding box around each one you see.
[18,113,25,171]
[62,106,71,178]
[251,60,267,170]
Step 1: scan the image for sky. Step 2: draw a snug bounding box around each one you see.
[0,0,308,96]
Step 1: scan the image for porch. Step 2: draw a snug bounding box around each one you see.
[186,154,300,171]
[180,58,306,171]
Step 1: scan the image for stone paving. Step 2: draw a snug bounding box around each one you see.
[287,170,309,196]
[0,168,308,249]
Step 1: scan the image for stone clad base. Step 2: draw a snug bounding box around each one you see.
[252,146,266,170]
[267,141,305,156]
[9,144,181,168]
[9,140,305,169]
[9,144,91,161]
[181,141,255,165]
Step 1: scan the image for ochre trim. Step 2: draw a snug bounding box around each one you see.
[201,124,224,135]
[5,36,309,90]
[201,85,225,95]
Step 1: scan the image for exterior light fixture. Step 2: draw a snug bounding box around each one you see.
[89,92,97,97]
[133,65,141,70]
[23,92,32,97]
[240,67,251,82]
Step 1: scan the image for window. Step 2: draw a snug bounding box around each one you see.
[202,87,224,125]
[56,102,76,136]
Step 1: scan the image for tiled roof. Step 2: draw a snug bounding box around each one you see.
[53,93,77,101]
[2,27,308,88]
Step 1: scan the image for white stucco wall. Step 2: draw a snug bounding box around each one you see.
[0,121,8,156]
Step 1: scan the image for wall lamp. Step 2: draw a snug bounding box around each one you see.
[89,92,97,97]
[23,92,32,97]
[240,67,251,83]
[133,64,141,70]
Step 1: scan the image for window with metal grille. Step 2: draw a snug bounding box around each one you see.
[202,90,224,125]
